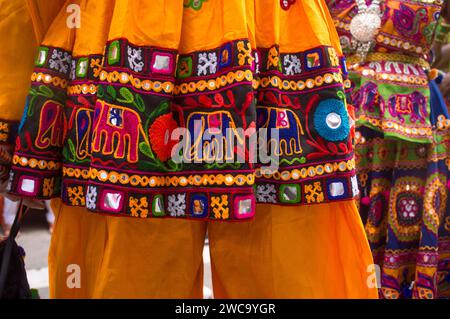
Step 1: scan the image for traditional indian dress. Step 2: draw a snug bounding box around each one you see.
[327,0,450,298]
[2,0,378,298]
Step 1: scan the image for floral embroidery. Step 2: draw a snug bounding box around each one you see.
[313,98,350,142]
[127,46,144,73]
[283,54,301,75]
[389,177,424,242]
[48,49,72,75]
[303,95,353,159]
[197,52,218,76]
[354,121,449,299]
[168,194,186,217]
[148,113,178,162]
[256,184,277,203]
[423,174,447,234]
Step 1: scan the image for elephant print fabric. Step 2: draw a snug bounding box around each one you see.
[7,0,358,221]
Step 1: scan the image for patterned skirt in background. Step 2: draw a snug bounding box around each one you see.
[356,79,450,299]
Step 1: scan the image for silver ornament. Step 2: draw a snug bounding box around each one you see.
[349,0,384,62]
[326,113,342,129]
[350,12,382,43]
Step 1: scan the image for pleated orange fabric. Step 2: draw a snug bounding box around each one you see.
[209,202,379,299]
[49,198,378,298]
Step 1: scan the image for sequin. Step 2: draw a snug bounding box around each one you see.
[152,54,171,72]
[20,178,36,194]
[103,192,123,211]
[329,182,345,197]
[326,112,342,129]
[281,185,299,202]
[238,199,252,214]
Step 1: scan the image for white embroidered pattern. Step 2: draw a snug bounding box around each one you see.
[86,186,98,210]
[70,60,77,80]
[256,184,277,203]
[48,50,72,74]
[168,194,187,216]
[198,52,218,76]
[283,54,301,75]
[127,46,145,73]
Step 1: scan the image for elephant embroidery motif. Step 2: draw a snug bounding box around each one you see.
[257,106,304,157]
[184,111,242,162]
[353,82,386,116]
[92,101,144,163]
[388,92,428,124]
[36,100,66,149]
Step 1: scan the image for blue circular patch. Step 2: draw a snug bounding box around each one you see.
[313,99,350,142]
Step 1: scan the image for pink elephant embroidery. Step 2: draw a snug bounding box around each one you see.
[388,91,428,124]
[92,100,144,163]
[353,82,386,116]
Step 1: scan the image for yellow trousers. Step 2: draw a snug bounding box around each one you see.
[49,199,378,299]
